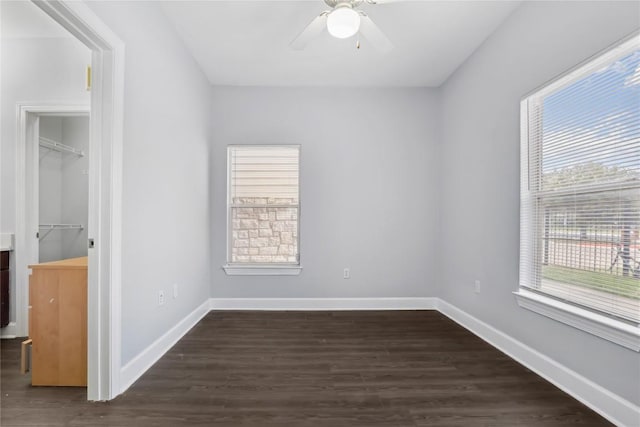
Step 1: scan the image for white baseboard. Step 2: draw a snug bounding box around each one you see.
[209,297,437,311]
[436,299,640,427]
[119,299,210,394]
[116,295,638,426]
[0,322,18,339]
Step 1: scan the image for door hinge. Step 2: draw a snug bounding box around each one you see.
[86,65,92,91]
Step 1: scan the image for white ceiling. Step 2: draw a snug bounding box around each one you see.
[0,0,73,39]
[161,0,521,87]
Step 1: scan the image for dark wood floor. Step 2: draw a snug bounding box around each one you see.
[1,311,610,426]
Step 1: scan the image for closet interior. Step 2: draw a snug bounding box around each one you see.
[38,115,89,263]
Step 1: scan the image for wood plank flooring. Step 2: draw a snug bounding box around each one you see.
[1,310,611,426]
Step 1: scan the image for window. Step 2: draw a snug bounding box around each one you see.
[518,35,640,350]
[224,145,301,275]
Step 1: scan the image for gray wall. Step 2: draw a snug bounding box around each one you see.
[0,35,89,325]
[0,37,90,233]
[438,1,640,405]
[87,1,212,365]
[210,87,440,299]
[60,116,89,260]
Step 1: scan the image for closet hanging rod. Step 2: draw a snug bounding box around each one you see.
[38,224,84,230]
[39,137,85,157]
[38,224,84,241]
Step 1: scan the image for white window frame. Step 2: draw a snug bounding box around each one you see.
[515,33,640,352]
[222,145,302,276]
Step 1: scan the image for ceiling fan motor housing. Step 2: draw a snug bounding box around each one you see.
[324,0,364,9]
[326,2,362,39]
[291,0,392,52]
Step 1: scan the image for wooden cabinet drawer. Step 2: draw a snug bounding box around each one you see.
[1,269,8,328]
[1,251,8,270]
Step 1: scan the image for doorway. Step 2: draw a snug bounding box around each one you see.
[10,0,125,401]
[16,104,92,394]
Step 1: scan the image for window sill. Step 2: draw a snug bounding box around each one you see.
[514,289,640,352]
[223,264,303,276]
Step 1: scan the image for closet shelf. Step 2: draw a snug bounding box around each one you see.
[39,224,84,230]
[38,224,84,241]
[39,137,85,157]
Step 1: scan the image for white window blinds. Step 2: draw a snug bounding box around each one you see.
[520,36,640,324]
[227,146,300,264]
[229,146,300,202]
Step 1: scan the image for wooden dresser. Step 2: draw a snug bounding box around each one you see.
[28,257,87,386]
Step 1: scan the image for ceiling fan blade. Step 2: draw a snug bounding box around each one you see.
[358,14,393,53]
[290,13,328,50]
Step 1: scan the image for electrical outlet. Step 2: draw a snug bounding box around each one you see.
[474,280,481,294]
[344,268,350,279]
[173,283,178,299]
[158,290,165,306]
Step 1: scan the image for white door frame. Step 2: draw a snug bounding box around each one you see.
[15,0,125,401]
[15,105,89,358]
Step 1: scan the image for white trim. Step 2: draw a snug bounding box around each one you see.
[115,296,638,425]
[531,32,640,99]
[15,104,89,344]
[225,144,301,268]
[117,297,435,394]
[209,297,437,311]
[519,30,640,353]
[119,299,211,394]
[14,106,35,342]
[29,0,125,401]
[520,31,640,100]
[436,299,640,427]
[515,290,640,352]
[222,265,303,276]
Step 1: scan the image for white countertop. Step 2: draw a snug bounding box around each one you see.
[1,233,14,251]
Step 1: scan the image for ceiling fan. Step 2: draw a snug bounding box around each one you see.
[290,0,401,53]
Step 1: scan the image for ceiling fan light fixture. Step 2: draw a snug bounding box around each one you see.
[326,6,360,39]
